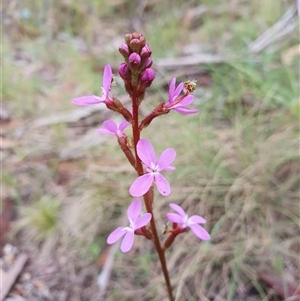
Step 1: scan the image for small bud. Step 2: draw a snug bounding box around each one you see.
[119,43,129,58]
[128,53,141,67]
[141,45,152,59]
[145,57,152,68]
[141,68,155,83]
[139,36,146,48]
[129,39,141,52]
[119,63,131,80]
[132,32,142,39]
[124,33,132,44]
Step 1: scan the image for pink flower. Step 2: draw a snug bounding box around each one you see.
[165,78,199,114]
[107,199,152,253]
[166,203,210,241]
[129,139,176,197]
[71,64,113,105]
[96,119,130,138]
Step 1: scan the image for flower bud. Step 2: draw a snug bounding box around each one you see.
[119,43,129,58]
[139,36,146,48]
[145,57,152,68]
[141,68,155,86]
[119,63,131,80]
[129,39,141,52]
[132,32,142,39]
[128,53,141,68]
[141,45,152,59]
[125,33,132,44]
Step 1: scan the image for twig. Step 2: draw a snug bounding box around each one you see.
[156,53,234,69]
[248,3,298,53]
[96,242,120,293]
[0,254,28,301]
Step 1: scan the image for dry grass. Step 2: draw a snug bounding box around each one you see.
[101,109,299,300]
[3,0,299,300]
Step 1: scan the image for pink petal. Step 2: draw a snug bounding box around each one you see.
[96,129,115,135]
[173,82,184,99]
[166,213,184,224]
[154,174,171,196]
[129,174,154,197]
[121,231,135,252]
[119,120,130,132]
[134,213,152,229]
[174,107,199,115]
[102,64,113,95]
[107,227,126,244]
[188,215,206,224]
[72,95,104,105]
[168,78,176,100]
[127,199,142,222]
[176,95,194,107]
[189,224,210,241]
[164,166,176,171]
[103,120,117,133]
[169,203,186,217]
[157,148,176,170]
[137,139,156,167]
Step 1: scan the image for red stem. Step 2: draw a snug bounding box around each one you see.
[131,91,174,301]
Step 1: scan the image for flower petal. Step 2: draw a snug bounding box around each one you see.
[129,174,154,197]
[121,231,135,252]
[96,128,115,135]
[169,203,186,217]
[103,120,117,133]
[107,227,126,244]
[157,148,176,170]
[164,166,176,171]
[72,95,104,106]
[173,82,184,100]
[166,213,184,224]
[119,120,130,132]
[134,213,152,229]
[168,78,176,101]
[127,199,142,222]
[154,174,171,196]
[189,224,210,241]
[102,64,113,95]
[188,215,206,225]
[137,139,156,167]
[176,95,194,107]
[174,107,199,115]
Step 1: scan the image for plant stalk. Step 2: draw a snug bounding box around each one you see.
[131,92,174,301]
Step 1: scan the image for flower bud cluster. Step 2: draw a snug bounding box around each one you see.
[119,32,155,100]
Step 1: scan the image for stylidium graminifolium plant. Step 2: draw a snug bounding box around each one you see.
[71,32,210,301]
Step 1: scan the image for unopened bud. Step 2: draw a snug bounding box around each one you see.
[141,45,152,59]
[119,43,129,58]
[129,39,141,52]
[119,63,131,80]
[132,32,142,39]
[128,53,141,68]
[125,33,132,44]
[141,68,155,84]
[145,57,152,68]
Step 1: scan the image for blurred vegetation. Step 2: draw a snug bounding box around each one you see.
[2,0,299,300]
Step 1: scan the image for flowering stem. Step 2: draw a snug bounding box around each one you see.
[131,91,174,301]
